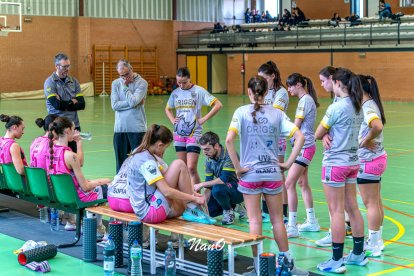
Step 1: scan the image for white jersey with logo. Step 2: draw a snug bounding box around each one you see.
[321,97,364,166]
[166,85,217,138]
[358,99,386,161]
[108,156,132,199]
[229,104,298,182]
[264,88,276,105]
[295,94,317,148]
[272,87,289,113]
[127,150,166,218]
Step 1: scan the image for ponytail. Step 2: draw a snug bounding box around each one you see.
[48,123,55,170]
[303,77,320,107]
[133,124,173,154]
[359,75,386,125]
[333,68,363,113]
[0,114,23,129]
[47,116,74,170]
[248,76,268,124]
[36,114,59,132]
[258,61,284,90]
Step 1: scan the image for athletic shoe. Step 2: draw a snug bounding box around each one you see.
[142,238,159,249]
[283,216,289,225]
[344,251,369,266]
[286,224,300,238]
[378,239,385,251]
[64,222,76,231]
[346,225,353,239]
[315,232,332,247]
[317,258,346,274]
[222,210,235,225]
[242,269,257,276]
[280,255,309,276]
[298,220,320,232]
[364,241,382,257]
[234,203,247,220]
[182,207,216,225]
[262,212,270,223]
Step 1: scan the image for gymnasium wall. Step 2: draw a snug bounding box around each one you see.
[227,51,414,101]
[293,0,350,20]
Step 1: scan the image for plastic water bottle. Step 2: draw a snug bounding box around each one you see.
[103,236,115,276]
[39,207,48,223]
[131,240,143,276]
[165,241,176,276]
[50,208,59,231]
[80,132,92,141]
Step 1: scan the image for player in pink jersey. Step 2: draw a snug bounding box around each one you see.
[30,114,58,170]
[0,114,27,175]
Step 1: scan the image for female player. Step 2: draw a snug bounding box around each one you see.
[165,67,222,185]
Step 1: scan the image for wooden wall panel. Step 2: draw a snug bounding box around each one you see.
[294,0,350,20]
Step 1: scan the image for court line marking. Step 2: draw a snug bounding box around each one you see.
[367,262,414,276]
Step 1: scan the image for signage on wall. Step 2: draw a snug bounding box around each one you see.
[344,0,350,3]
[292,1,297,8]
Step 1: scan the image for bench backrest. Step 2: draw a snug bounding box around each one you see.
[1,163,28,194]
[24,166,54,201]
[50,173,81,208]
[0,166,6,190]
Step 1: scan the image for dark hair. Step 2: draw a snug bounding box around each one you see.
[199,131,220,146]
[332,68,363,113]
[134,124,173,154]
[258,61,283,91]
[286,73,320,107]
[358,75,386,125]
[176,67,191,78]
[248,76,268,124]
[0,114,23,129]
[48,116,73,170]
[35,114,59,132]
[54,53,69,65]
[319,66,337,78]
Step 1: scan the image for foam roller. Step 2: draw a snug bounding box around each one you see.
[18,244,57,265]
[207,244,223,276]
[260,253,276,276]
[109,221,124,267]
[127,221,143,273]
[83,217,97,262]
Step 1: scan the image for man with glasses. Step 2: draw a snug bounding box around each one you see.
[44,53,85,152]
[111,59,148,172]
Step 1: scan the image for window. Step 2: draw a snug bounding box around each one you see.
[265,0,279,18]
[400,0,414,7]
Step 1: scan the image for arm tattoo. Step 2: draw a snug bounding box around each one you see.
[72,155,77,162]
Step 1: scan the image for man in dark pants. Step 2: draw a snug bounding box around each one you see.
[111,59,147,173]
[44,53,85,153]
[194,131,246,225]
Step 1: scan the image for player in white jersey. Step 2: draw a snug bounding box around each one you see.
[165,67,222,185]
[315,68,368,273]
[258,61,290,222]
[357,75,387,257]
[284,73,321,238]
[226,76,308,276]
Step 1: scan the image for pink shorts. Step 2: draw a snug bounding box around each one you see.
[278,138,286,157]
[107,196,134,213]
[141,190,172,224]
[357,154,387,183]
[173,135,200,153]
[322,165,359,187]
[238,180,283,195]
[295,144,317,167]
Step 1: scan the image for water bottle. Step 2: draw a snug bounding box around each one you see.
[50,208,60,231]
[131,240,143,276]
[39,207,48,223]
[80,132,93,141]
[165,241,176,276]
[104,236,115,276]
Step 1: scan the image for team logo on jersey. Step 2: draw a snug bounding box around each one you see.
[156,198,162,207]
[257,117,269,125]
[146,164,157,175]
[173,94,178,98]
[175,115,196,136]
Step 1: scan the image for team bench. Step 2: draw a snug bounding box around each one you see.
[86,205,265,276]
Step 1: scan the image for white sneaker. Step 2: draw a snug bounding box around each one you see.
[364,241,382,257]
[286,224,299,238]
[298,220,320,232]
[64,222,76,231]
[315,232,332,247]
[378,239,385,251]
[234,202,247,220]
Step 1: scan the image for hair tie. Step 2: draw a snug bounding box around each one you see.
[154,124,160,130]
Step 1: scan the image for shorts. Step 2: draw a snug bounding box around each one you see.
[238,180,283,195]
[322,165,359,187]
[79,186,103,202]
[141,190,173,224]
[107,196,134,213]
[174,135,201,154]
[357,154,387,184]
[277,138,286,157]
[295,144,316,167]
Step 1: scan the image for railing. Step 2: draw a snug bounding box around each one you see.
[177,22,414,49]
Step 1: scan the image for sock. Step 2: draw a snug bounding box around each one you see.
[187,202,198,209]
[288,212,297,226]
[283,204,288,218]
[306,208,316,223]
[368,229,380,245]
[25,261,51,273]
[262,199,269,214]
[353,236,364,255]
[280,250,292,261]
[379,226,383,240]
[332,242,344,261]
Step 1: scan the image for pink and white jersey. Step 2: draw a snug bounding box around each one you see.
[0,137,28,165]
[47,145,98,202]
[166,85,217,138]
[30,136,50,170]
[229,104,298,182]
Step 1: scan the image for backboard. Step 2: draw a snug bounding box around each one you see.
[0,1,22,33]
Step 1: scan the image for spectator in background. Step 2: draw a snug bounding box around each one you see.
[379,0,392,21]
[346,13,362,27]
[244,8,251,23]
[273,23,285,32]
[265,10,273,22]
[329,12,341,27]
[279,9,291,26]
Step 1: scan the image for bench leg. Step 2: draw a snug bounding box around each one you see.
[150,226,156,274]
[178,234,184,260]
[228,244,234,276]
[58,210,82,248]
[257,241,263,276]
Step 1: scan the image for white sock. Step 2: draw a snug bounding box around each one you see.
[288,212,297,226]
[368,229,380,245]
[187,202,198,209]
[379,225,383,240]
[280,250,292,261]
[306,208,316,223]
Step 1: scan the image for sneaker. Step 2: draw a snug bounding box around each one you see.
[286,224,300,238]
[317,258,346,274]
[242,269,257,276]
[378,239,385,251]
[142,238,158,249]
[344,251,369,266]
[222,210,235,225]
[64,222,76,231]
[262,212,270,223]
[298,220,320,232]
[234,203,247,220]
[315,232,332,247]
[279,255,309,276]
[170,233,179,248]
[345,225,353,239]
[364,241,382,257]
[182,207,216,225]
